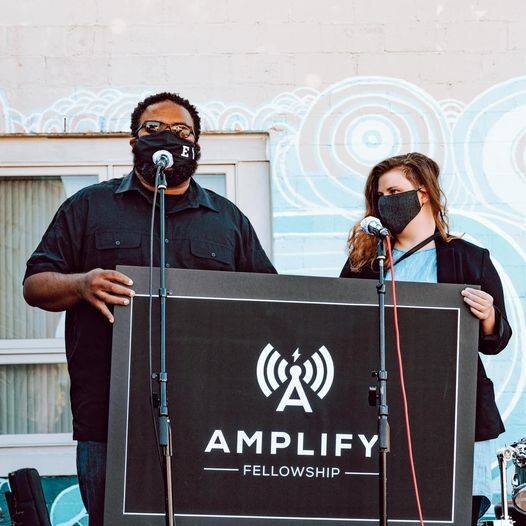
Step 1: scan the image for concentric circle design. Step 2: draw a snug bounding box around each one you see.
[0,91,9,133]
[439,98,465,129]
[296,77,450,206]
[452,77,526,216]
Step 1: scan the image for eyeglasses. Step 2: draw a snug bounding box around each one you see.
[137,120,195,139]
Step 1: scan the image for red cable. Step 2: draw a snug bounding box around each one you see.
[385,236,425,525]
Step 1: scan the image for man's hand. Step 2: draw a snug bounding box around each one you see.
[78,269,135,324]
[23,269,135,322]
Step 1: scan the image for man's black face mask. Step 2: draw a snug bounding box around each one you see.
[132,130,201,187]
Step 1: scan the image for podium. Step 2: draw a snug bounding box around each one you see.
[105,268,479,525]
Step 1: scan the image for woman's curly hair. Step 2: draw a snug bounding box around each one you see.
[347,152,453,272]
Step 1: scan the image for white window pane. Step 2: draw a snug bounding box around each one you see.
[60,175,99,197]
[0,175,98,339]
[0,364,72,434]
[193,174,226,197]
[113,169,228,198]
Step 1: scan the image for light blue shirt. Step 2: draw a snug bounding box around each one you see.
[385,247,437,283]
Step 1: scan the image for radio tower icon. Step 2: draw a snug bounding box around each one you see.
[256,344,334,412]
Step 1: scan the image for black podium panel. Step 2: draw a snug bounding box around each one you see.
[106,269,479,525]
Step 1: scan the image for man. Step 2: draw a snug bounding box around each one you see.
[23,91,276,525]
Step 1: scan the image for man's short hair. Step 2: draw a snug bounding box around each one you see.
[130,92,201,140]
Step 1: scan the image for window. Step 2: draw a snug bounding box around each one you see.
[0,166,104,475]
[0,133,271,475]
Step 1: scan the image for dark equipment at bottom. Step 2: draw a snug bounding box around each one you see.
[5,468,51,526]
[511,437,526,516]
[491,436,526,524]
[493,502,526,524]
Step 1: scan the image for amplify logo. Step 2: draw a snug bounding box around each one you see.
[203,342,378,481]
[256,344,334,413]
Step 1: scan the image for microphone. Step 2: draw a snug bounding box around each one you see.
[360,216,390,238]
[152,150,174,169]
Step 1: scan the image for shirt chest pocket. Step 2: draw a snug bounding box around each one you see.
[94,231,143,269]
[189,239,235,270]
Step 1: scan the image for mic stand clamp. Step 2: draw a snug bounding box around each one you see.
[156,165,175,526]
[368,239,390,526]
[496,447,515,524]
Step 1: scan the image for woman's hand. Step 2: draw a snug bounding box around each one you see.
[461,287,496,336]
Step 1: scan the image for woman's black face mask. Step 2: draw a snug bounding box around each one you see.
[377,188,422,235]
[132,130,200,187]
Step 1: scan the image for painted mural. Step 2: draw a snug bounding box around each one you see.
[0,76,524,522]
[0,476,87,525]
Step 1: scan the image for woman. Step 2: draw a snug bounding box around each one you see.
[340,152,512,523]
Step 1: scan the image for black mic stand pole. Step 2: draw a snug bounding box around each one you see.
[369,238,390,525]
[156,165,175,526]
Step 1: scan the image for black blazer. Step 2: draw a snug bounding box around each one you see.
[340,236,512,441]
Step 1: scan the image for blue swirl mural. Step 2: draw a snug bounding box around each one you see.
[0,76,524,521]
[0,477,87,525]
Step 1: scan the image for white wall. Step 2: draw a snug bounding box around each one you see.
[1,0,525,114]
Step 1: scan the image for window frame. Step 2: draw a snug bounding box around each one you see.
[0,132,272,476]
[111,162,238,202]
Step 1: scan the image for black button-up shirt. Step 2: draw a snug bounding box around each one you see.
[24,172,276,441]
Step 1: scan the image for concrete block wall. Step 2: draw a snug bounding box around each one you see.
[1,0,525,113]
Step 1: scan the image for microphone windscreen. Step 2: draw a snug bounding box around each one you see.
[360,216,382,235]
[152,150,174,168]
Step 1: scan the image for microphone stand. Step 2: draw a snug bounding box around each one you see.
[369,238,390,525]
[156,164,175,526]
